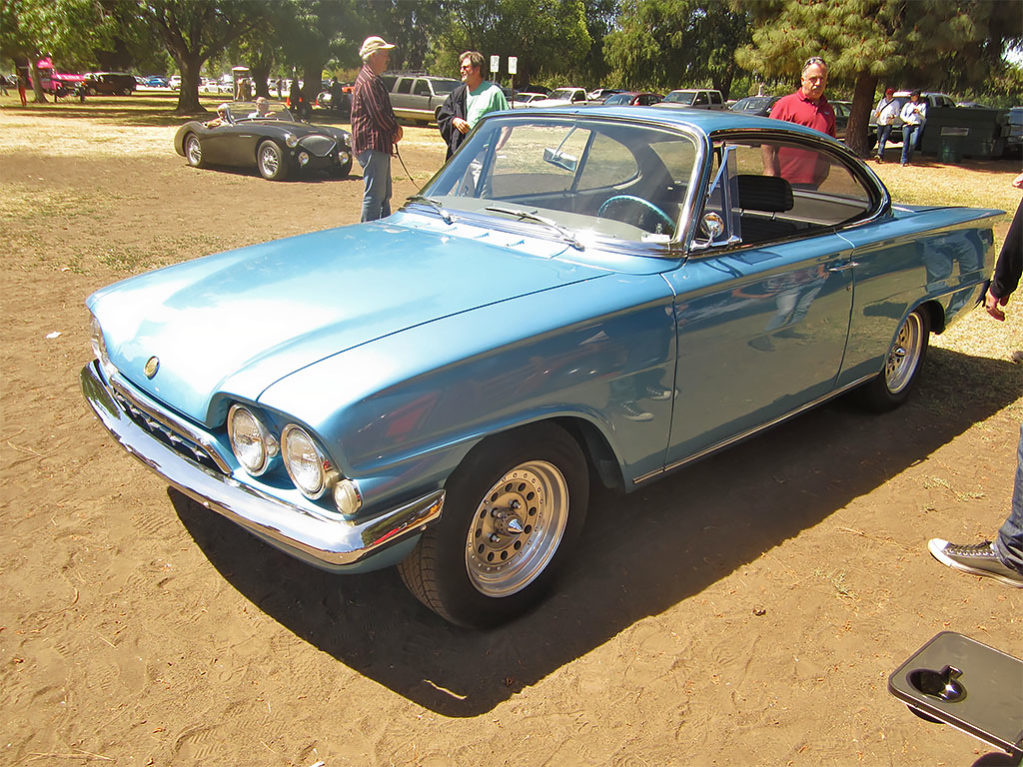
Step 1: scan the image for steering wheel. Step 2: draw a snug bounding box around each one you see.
[597,195,675,234]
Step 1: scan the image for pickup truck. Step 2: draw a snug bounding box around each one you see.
[657,89,726,110]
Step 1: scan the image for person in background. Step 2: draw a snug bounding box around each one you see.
[900,90,927,166]
[763,56,836,188]
[17,71,27,107]
[872,87,899,162]
[437,50,509,159]
[351,35,402,222]
[928,172,1023,588]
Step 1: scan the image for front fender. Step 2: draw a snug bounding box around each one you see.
[258,274,678,510]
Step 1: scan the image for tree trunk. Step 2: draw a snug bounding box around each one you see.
[251,60,271,99]
[301,59,323,109]
[173,54,207,115]
[846,73,879,158]
[29,59,47,103]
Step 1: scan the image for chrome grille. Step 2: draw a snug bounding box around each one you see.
[301,135,336,157]
[109,378,232,474]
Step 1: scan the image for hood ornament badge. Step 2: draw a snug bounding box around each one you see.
[144,356,160,379]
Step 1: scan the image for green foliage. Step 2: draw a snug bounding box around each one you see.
[435,0,591,87]
[603,0,751,95]
[1,0,116,69]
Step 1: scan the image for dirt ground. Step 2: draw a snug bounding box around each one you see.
[1,98,1021,767]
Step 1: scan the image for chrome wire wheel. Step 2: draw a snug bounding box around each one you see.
[464,459,570,598]
[185,134,202,166]
[884,311,924,394]
[257,140,287,180]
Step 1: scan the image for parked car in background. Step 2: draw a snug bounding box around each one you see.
[532,87,597,107]
[602,91,662,106]
[380,73,461,124]
[729,95,781,117]
[143,76,170,88]
[173,102,352,180]
[658,88,726,109]
[832,100,852,140]
[588,87,623,101]
[87,106,1000,628]
[512,92,548,107]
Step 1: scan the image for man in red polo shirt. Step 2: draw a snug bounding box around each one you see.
[763,57,836,188]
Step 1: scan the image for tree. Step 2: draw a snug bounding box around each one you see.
[604,0,751,95]
[437,0,591,89]
[736,0,1023,156]
[270,0,358,109]
[1,0,115,102]
[135,0,269,114]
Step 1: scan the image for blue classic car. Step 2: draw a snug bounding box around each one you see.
[83,108,999,627]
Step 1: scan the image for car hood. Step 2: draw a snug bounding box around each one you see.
[88,221,610,423]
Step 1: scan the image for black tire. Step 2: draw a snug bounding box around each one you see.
[856,308,930,412]
[184,133,204,168]
[256,140,288,180]
[332,157,353,178]
[398,423,589,628]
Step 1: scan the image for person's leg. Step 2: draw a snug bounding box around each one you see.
[380,153,393,218]
[877,125,890,160]
[900,126,914,164]
[358,149,388,222]
[994,421,1023,572]
[928,422,1023,587]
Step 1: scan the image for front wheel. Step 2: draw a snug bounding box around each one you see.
[398,423,589,628]
[856,308,930,411]
[256,140,288,180]
[184,133,204,168]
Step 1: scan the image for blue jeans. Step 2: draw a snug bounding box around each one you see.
[876,124,893,157]
[994,421,1023,574]
[901,123,923,164]
[357,149,392,222]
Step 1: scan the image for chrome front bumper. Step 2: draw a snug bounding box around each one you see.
[81,361,444,572]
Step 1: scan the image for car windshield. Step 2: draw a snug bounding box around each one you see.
[415,114,700,245]
[664,91,696,105]
[549,89,578,100]
[233,102,294,121]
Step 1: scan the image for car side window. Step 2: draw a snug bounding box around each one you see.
[577,132,638,190]
[396,78,413,95]
[710,92,722,105]
[697,138,876,249]
[694,92,708,106]
[413,80,430,96]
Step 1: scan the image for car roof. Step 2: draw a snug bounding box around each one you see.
[493,104,843,142]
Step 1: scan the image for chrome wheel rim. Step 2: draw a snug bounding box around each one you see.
[259,144,280,176]
[464,460,569,597]
[885,312,923,394]
[186,136,201,165]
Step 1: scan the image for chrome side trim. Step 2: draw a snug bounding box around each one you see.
[82,362,445,569]
[633,374,876,485]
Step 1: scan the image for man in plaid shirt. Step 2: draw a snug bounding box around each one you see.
[352,36,403,221]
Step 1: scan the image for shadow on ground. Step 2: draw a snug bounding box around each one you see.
[171,347,1020,716]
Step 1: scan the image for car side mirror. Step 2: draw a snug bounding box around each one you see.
[543,147,578,173]
[701,211,724,240]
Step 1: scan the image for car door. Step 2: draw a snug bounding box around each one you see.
[662,134,879,464]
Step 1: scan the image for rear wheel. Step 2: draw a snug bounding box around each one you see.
[856,308,930,411]
[398,423,589,628]
[184,133,204,168]
[257,140,288,180]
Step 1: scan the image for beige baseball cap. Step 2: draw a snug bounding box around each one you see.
[360,36,395,60]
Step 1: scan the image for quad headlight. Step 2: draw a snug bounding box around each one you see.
[284,133,299,148]
[281,424,337,499]
[228,405,279,476]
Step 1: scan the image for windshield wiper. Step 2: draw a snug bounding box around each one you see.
[483,205,585,251]
[406,195,454,224]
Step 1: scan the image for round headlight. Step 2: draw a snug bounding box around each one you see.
[284,133,299,148]
[282,424,335,499]
[228,405,278,476]
[90,314,116,379]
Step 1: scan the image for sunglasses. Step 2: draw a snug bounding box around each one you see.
[804,56,827,68]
